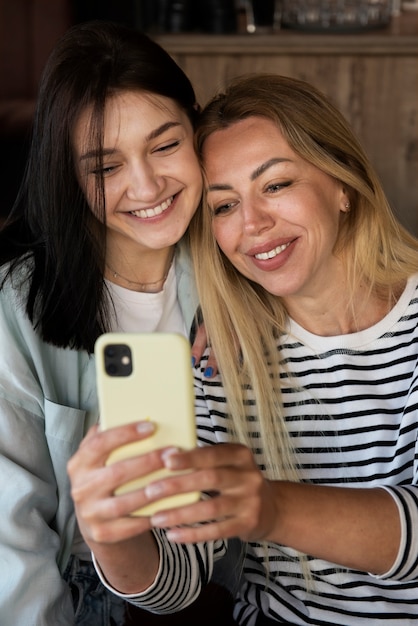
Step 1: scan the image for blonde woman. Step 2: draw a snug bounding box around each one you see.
[69,75,418,625]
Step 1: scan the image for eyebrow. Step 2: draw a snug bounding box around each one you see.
[251,158,292,180]
[207,157,292,192]
[146,121,181,142]
[79,121,182,162]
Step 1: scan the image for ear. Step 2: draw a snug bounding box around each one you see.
[340,187,351,213]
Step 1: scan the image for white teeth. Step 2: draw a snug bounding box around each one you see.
[131,196,173,219]
[255,242,290,260]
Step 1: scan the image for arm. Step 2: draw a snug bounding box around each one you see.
[256,480,400,576]
[0,397,75,625]
[67,423,161,594]
[145,341,418,581]
[147,443,407,578]
[67,422,224,607]
[0,283,78,625]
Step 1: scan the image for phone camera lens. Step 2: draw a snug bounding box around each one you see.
[103,343,132,377]
[106,363,118,375]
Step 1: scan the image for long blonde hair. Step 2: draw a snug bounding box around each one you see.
[190,74,418,482]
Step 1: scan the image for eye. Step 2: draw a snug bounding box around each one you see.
[92,165,117,176]
[212,200,237,217]
[265,181,291,194]
[153,140,181,154]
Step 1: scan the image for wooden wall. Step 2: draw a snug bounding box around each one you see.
[155,14,418,236]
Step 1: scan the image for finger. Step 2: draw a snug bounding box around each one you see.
[71,445,169,503]
[162,498,269,545]
[151,494,247,544]
[78,480,159,523]
[147,465,261,523]
[190,323,220,377]
[145,460,249,503]
[190,322,208,366]
[162,443,255,472]
[166,518,238,544]
[151,483,268,544]
[203,350,218,378]
[152,495,229,526]
[68,420,156,472]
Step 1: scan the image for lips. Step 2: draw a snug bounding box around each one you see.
[254,242,291,260]
[247,237,295,259]
[130,195,174,219]
[245,237,297,274]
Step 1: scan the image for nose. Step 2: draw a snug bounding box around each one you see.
[126,161,163,202]
[242,199,274,236]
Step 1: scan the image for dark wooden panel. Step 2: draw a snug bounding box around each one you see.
[155,13,418,235]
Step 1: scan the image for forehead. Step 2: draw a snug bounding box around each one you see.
[202,117,293,171]
[72,90,185,150]
[204,115,286,147]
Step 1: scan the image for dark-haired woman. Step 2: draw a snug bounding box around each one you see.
[0,20,205,625]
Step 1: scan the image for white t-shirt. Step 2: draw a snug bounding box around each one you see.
[105,260,187,336]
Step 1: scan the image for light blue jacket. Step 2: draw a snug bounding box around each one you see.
[0,243,198,626]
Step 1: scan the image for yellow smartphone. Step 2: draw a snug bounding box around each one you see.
[94,332,199,516]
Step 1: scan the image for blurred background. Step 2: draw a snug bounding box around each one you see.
[0,0,417,234]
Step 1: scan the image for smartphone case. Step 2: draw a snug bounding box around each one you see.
[95,332,199,516]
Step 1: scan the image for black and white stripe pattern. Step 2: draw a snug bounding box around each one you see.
[130,277,418,625]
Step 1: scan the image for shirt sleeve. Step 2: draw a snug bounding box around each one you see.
[94,529,227,613]
[0,397,75,625]
[0,279,82,625]
[375,485,418,581]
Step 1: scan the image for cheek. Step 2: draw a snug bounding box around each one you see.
[211,220,224,247]
[189,166,203,197]
[183,146,202,179]
[212,220,235,258]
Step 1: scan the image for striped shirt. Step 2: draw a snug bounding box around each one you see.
[127,275,418,625]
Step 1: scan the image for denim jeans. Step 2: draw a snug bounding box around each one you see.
[63,555,128,626]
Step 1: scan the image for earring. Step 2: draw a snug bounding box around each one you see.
[345,202,351,210]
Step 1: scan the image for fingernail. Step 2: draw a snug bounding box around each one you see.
[191,356,196,367]
[151,512,167,527]
[136,421,155,434]
[161,447,181,468]
[145,482,164,499]
[166,529,182,542]
[204,366,213,378]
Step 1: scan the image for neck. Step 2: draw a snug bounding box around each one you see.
[285,285,399,336]
[105,249,175,293]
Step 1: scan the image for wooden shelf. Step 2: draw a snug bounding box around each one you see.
[153,12,418,236]
[154,13,418,56]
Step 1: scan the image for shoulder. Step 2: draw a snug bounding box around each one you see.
[0,258,32,317]
[409,273,418,299]
[400,273,418,318]
[0,257,57,371]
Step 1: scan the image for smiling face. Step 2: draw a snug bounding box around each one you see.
[73,90,202,260]
[202,116,350,306]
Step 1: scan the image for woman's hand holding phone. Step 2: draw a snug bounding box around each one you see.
[146,443,279,545]
[68,421,163,542]
[67,420,184,593]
